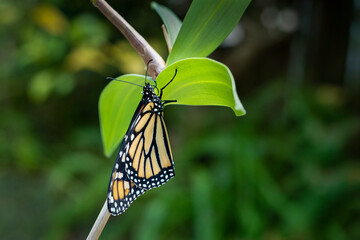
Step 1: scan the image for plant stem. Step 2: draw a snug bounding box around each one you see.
[162,24,172,53]
[88,1,167,238]
[87,200,110,240]
[92,0,166,79]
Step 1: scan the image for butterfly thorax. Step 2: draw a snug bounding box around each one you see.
[141,83,163,115]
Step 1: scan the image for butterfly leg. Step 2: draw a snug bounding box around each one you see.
[162,100,177,105]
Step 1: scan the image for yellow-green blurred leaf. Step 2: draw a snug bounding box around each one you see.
[28,70,54,102]
[106,41,144,74]
[32,4,68,35]
[65,45,107,73]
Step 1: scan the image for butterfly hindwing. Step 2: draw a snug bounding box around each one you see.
[107,142,146,215]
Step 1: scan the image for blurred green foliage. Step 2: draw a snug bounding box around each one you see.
[0,0,359,240]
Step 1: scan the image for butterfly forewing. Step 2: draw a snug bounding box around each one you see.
[124,98,175,190]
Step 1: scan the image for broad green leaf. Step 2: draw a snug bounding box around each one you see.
[151,2,182,47]
[99,60,245,156]
[99,74,152,157]
[167,0,251,65]
[156,58,246,116]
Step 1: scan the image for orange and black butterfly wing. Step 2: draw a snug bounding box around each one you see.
[107,100,148,215]
[124,101,175,190]
[107,141,146,215]
[107,82,176,214]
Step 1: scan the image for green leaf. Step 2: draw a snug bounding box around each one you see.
[99,74,151,157]
[167,0,251,65]
[156,58,246,116]
[151,2,182,47]
[99,60,245,157]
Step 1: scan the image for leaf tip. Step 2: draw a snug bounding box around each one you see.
[234,103,246,116]
[150,1,158,9]
[104,150,112,158]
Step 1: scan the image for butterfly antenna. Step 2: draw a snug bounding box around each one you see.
[160,69,177,98]
[144,59,153,85]
[107,77,143,88]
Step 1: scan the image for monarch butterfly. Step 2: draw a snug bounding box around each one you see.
[107,69,177,215]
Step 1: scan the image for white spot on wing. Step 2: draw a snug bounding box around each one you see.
[116,172,123,179]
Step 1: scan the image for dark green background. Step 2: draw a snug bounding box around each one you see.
[0,0,359,239]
